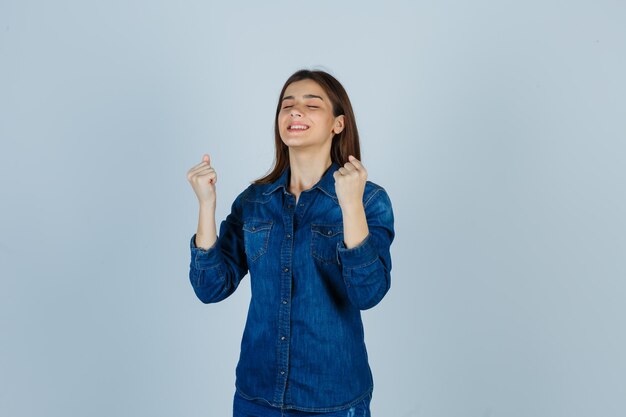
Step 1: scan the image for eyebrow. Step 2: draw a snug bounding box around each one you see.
[281,94,324,102]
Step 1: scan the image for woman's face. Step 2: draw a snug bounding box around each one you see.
[277,79,344,150]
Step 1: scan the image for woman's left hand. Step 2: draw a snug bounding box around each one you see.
[333,155,368,210]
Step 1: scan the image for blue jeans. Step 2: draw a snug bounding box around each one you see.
[233,390,372,417]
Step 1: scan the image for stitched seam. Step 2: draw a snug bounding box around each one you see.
[343,255,378,270]
[243,220,273,262]
[311,223,343,264]
[363,187,383,209]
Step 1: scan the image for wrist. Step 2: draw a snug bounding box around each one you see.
[340,200,364,214]
[199,201,216,211]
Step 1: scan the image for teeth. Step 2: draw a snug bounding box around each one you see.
[289,125,308,130]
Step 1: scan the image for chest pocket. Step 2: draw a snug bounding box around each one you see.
[311,223,344,265]
[243,219,273,262]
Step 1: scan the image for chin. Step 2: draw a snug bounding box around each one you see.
[282,135,332,150]
[281,140,307,149]
[281,135,309,145]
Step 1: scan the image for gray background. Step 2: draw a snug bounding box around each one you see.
[1,1,625,416]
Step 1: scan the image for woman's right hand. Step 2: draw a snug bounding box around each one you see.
[187,153,217,206]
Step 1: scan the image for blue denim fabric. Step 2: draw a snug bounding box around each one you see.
[233,389,372,416]
[189,162,394,412]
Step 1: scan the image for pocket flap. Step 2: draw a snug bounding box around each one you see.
[243,219,273,233]
[311,223,343,237]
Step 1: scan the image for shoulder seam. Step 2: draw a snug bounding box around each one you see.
[364,187,385,209]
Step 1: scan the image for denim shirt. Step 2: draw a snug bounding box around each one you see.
[188,162,395,412]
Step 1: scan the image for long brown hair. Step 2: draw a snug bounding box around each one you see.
[252,69,361,184]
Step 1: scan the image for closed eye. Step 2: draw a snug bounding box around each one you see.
[282,105,319,109]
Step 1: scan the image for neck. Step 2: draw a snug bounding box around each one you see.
[287,151,332,193]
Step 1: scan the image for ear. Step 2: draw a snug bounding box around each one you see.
[333,115,345,134]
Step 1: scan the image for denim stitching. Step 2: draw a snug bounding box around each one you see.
[311,223,343,264]
[243,219,273,262]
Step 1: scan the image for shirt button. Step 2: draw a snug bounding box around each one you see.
[280,371,285,375]
[327,230,332,235]
[282,300,287,304]
[281,336,286,340]
[283,267,289,272]
[286,233,291,238]
[299,203,304,207]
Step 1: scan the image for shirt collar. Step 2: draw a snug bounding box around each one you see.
[262,161,340,200]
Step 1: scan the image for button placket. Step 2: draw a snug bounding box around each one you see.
[275,193,295,404]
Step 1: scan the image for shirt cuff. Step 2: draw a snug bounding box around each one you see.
[190,233,220,269]
[336,233,378,268]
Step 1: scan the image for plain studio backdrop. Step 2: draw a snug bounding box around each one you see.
[1,1,625,416]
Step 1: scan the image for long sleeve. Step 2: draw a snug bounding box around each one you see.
[337,188,395,310]
[189,188,249,304]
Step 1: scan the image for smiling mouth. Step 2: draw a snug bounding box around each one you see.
[288,125,310,131]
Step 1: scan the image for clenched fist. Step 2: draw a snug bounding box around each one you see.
[187,153,217,206]
[333,155,367,210]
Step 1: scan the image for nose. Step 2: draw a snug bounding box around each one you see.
[289,103,304,117]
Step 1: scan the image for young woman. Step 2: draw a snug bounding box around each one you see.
[186,69,395,417]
